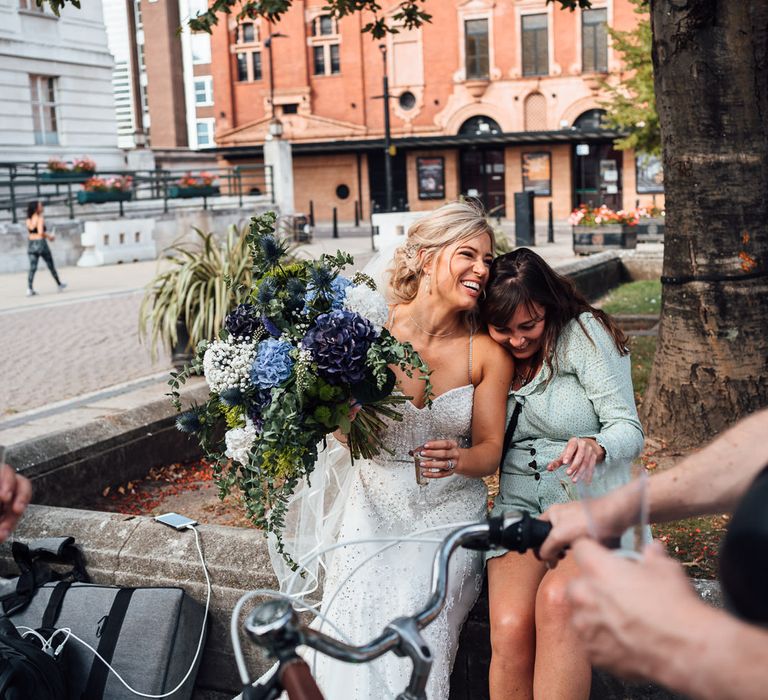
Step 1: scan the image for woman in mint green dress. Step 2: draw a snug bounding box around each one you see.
[479,248,644,700]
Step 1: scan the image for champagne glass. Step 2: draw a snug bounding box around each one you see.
[409,426,430,505]
[574,463,650,560]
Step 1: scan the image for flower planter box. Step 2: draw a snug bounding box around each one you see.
[167,185,220,199]
[42,171,95,183]
[572,224,638,255]
[635,217,665,243]
[76,190,132,205]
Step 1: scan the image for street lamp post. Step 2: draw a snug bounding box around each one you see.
[264,31,287,136]
[379,44,394,212]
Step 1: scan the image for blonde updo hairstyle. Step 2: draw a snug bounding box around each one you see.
[388,200,495,306]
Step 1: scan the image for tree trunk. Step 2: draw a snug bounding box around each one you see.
[642,1,768,446]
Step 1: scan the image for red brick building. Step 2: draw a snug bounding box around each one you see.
[210,0,664,223]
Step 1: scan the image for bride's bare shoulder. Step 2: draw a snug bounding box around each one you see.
[473,332,514,375]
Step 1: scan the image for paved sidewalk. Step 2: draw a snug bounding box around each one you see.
[0,225,582,421]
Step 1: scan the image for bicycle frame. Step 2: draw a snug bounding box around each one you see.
[241,511,550,700]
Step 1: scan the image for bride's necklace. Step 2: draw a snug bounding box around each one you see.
[408,313,458,338]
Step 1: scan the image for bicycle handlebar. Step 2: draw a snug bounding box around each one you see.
[242,511,550,699]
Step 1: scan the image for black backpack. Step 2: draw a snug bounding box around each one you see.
[0,613,67,699]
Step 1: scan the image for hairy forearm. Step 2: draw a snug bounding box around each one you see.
[656,605,768,700]
[648,408,768,523]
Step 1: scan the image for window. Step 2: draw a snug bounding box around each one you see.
[237,22,257,44]
[521,14,548,77]
[309,14,340,76]
[190,33,211,64]
[464,19,489,80]
[29,75,58,145]
[196,119,215,148]
[312,14,335,36]
[194,76,213,105]
[236,52,248,81]
[251,51,262,80]
[19,0,44,11]
[282,103,298,115]
[582,8,608,73]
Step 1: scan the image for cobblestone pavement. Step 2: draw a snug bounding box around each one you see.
[1,291,170,416]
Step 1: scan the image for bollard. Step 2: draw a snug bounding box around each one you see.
[332,207,338,238]
[354,200,360,227]
[547,202,554,243]
[309,200,315,227]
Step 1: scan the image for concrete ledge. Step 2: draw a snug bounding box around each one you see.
[4,377,210,506]
[0,505,278,698]
[558,251,627,301]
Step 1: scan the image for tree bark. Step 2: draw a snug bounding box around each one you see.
[642,1,768,446]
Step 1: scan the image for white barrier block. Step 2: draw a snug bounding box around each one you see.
[78,218,157,267]
[371,211,427,251]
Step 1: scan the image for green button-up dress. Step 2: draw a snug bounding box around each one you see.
[490,312,645,528]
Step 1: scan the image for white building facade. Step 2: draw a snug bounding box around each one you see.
[0,0,123,169]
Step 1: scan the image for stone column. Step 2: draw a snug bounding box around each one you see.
[263,120,294,216]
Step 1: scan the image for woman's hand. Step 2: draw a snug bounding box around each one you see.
[417,439,461,479]
[547,437,604,484]
[333,400,362,447]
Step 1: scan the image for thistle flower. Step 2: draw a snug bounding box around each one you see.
[176,409,203,434]
[259,234,289,268]
[219,387,243,407]
[257,278,277,306]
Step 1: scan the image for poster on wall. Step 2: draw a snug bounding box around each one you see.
[522,152,551,196]
[636,153,664,193]
[417,157,445,200]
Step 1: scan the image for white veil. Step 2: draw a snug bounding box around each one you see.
[267,236,405,598]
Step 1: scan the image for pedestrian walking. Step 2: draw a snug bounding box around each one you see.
[26,201,66,296]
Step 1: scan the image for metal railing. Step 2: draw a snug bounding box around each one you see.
[0,162,273,222]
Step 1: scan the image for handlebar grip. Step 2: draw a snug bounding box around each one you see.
[279,657,325,700]
[496,512,552,553]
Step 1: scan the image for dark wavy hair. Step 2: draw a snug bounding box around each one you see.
[26,200,41,219]
[480,248,628,376]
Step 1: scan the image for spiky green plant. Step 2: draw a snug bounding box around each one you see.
[139,225,253,360]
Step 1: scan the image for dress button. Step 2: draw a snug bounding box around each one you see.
[530,448,536,456]
[528,460,537,469]
[534,473,541,481]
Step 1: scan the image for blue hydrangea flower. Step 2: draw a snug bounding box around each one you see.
[304,276,352,312]
[302,309,377,385]
[250,338,294,389]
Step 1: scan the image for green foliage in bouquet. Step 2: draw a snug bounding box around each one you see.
[169,211,432,565]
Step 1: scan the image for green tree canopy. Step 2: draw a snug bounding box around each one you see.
[600,0,660,155]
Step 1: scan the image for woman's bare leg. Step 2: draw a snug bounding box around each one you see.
[488,551,547,700]
[533,555,591,699]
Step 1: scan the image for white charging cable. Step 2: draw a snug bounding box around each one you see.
[21,523,211,699]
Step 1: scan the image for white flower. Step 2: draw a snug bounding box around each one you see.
[202,339,257,393]
[343,284,389,333]
[224,417,257,466]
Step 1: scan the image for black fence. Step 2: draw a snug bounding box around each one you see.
[0,162,273,222]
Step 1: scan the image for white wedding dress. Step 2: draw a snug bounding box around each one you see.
[267,244,487,698]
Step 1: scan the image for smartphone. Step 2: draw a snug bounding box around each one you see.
[154,512,198,530]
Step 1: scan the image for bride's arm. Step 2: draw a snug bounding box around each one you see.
[420,335,513,478]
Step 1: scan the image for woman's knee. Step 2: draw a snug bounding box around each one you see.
[490,605,535,659]
[535,572,574,625]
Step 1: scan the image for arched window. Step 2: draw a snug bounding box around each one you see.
[458,116,502,136]
[573,108,607,131]
[524,93,547,131]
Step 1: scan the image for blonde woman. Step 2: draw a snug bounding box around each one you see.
[273,201,513,699]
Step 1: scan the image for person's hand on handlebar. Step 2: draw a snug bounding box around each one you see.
[539,491,628,567]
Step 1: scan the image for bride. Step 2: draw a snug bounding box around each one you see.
[270,201,514,699]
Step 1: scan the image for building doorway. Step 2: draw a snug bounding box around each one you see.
[368,150,408,212]
[571,109,623,210]
[458,116,506,216]
[459,148,506,216]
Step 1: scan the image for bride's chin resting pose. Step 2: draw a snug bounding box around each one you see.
[271,201,514,700]
[479,248,644,700]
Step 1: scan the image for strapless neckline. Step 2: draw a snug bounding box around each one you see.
[405,383,474,411]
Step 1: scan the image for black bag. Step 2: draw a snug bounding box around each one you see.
[0,613,67,700]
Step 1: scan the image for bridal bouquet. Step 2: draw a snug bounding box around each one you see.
[169,211,430,561]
